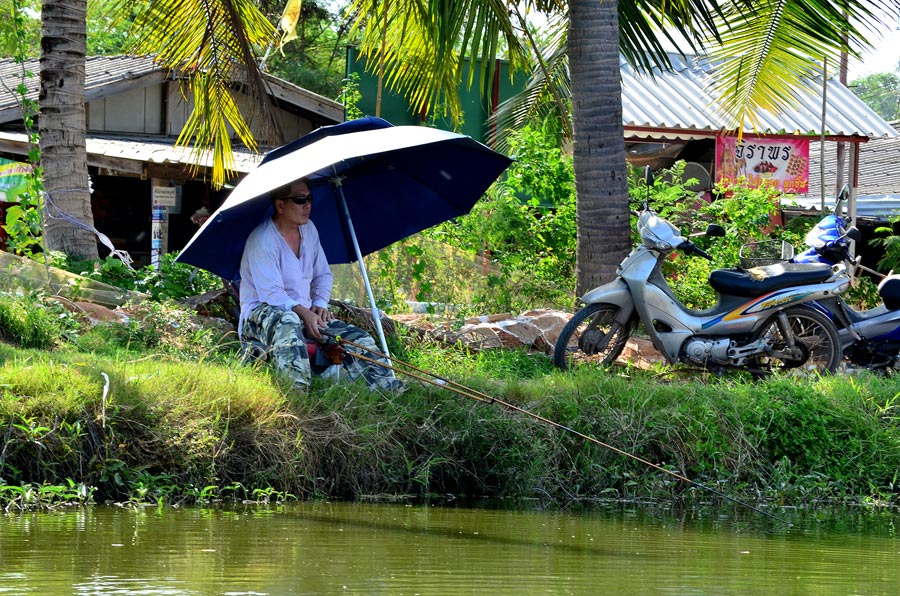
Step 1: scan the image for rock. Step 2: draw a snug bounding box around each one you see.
[496,320,542,346]
[618,337,666,369]
[48,297,130,325]
[521,309,570,346]
[457,323,504,349]
[393,308,668,368]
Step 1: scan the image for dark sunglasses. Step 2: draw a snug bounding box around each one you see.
[289,194,313,205]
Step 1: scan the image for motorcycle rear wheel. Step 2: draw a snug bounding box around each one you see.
[553,303,635,370]
[749,305,842,375]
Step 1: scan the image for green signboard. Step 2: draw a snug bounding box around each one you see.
[0,157,32,203]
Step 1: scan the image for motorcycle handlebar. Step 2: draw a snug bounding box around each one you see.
[841,246,855,265]
[679,241,713,261]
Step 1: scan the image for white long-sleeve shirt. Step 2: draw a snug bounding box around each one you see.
[238,217,333,338]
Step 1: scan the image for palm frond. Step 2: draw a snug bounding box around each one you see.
[490,0,729,148]
[348,0,531,126]
[620,0,730,75]
[107,0,278,187]
[488,12,570,151]
[708,0,887,131]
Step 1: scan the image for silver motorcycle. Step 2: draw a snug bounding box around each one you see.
[553,182,852,376]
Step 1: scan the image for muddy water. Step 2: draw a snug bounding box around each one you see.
[0,501,897,595]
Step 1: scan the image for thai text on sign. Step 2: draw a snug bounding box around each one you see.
[715,135,809,194]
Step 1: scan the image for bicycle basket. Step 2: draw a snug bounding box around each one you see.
[739,240,794,268]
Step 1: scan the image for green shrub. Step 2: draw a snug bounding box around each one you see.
[89,299,235,358]
[436,123,577,313]
[0,291,78,349]
[628,166,789,309]
[65,252,223,302]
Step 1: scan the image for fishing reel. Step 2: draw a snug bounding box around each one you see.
[311,334,348,368]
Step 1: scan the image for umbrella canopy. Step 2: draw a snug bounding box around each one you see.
[177,117,513,282]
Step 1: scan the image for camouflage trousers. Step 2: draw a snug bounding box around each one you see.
[241,304,400,392]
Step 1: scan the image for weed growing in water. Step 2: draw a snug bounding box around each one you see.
[0,480,94,511]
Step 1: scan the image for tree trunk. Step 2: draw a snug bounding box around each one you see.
[39,0,98,260]
[568,0,630,297]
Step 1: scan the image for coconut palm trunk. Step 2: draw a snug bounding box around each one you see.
[39,0,98,260]
[568,0,630,295]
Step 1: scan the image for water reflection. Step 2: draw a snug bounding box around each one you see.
[0,502,897,595]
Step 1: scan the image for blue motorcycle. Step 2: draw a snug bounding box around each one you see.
[783,185,900,370]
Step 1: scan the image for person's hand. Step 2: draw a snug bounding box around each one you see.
[294,306,325,341]
[312,305,333,323]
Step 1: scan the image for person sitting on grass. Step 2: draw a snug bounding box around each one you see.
[238,178,404,394]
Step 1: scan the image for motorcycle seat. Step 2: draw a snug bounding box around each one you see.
[708,263,833,298]
[878,275,900,310]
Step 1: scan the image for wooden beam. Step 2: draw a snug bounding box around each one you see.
[87,154,144,175]
[0,135,30,158]
[144,162,204,181]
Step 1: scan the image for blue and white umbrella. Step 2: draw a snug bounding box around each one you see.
[177,117,512,354]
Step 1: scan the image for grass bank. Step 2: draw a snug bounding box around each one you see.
[0,291,899,510]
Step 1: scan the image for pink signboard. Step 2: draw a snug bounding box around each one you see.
[715,135,809,194]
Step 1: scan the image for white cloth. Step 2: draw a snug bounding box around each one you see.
[238,217,333,338]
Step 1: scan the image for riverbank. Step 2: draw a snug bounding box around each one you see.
[2,299,900,510]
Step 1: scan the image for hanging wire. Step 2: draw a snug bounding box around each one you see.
[43,189,134,269]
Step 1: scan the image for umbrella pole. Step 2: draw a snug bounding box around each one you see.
[333,178,392,359]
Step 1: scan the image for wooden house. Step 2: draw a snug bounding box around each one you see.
[0,56,344,265]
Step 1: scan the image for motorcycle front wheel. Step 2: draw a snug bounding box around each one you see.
[749,305,842,375]
[553,303,635,370]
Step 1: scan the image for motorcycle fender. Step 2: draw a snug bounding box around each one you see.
[580,279,636,321]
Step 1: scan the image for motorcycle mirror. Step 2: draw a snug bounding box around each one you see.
[845,226,862,242]
[643,166,653,209]
[838,184,850,201]
[705,224,726,237]
[834,184,850,216]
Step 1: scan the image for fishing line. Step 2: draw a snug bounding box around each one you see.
[329,333,792,526]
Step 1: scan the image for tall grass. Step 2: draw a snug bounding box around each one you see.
[0,291,79,349]
[1,295,899,509]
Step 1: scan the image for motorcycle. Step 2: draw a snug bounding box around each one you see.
[787,185,900,370]
[552,171,852,376]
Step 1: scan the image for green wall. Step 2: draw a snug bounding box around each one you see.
[346,47,525,144]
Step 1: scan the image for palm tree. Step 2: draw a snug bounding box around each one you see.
[346,0,896,294]
[567,0,630,289]
[31,0,277,258]
[108,0,279,188]
[39,0,97,259]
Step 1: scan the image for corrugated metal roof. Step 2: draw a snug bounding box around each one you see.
[0,56,343,124]
[789,194,900,220]
[0,130,262,174]
[82,55,162,88]
[786,121,900,217]
[0,55,162,91]
[621,54,898,140]
[0,56,163,122]
[83,133,263,173]
[801,122,900,197]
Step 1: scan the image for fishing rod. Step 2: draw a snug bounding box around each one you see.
[324,332,792,526]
